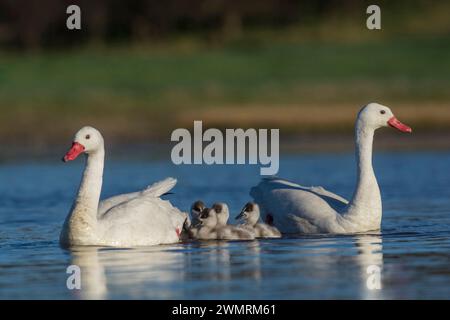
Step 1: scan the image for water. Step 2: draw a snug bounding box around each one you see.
[1,151,450,299]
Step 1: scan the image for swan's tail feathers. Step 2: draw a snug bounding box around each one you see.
[142,177,177,198]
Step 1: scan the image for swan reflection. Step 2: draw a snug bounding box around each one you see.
[69,244,185,299]
[67,240,262,299]
[354,234,384,299]
[249,234,384,299]
[66,234,382,299]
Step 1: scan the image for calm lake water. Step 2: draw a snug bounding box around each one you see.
[1,151,450,299]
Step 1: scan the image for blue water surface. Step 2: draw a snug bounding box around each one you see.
[1,151,450,299]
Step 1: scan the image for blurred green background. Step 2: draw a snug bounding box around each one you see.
[1,0,450,151]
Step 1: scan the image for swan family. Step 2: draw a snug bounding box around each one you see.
[60,102,411,247]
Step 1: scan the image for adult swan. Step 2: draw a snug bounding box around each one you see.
[250,103,412,234]
[60,126,187,247]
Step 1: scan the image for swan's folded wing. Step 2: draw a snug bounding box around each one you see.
[254,177,348,208]
[98,191,141,216]
[250,178,349,232]
[309,185,349,206]
[141,177,177,197]
[98,178,178,216]
[99,196,183,245]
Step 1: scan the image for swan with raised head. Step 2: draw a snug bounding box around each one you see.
[236,202,281,238]
[60,126,188,247]
[250,103,412,234]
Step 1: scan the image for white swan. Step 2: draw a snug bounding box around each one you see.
[60,126,188,247]
[236,202,281,238]
[250,103,412,234]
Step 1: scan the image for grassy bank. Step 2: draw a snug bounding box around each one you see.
[1,36,450,145]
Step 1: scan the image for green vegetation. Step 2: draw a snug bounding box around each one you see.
[1,35,450,144]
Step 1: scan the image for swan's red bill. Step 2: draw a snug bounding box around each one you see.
[63,142,85,162]
[388,116,412,133]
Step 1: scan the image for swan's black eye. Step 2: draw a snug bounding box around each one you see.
[380,110,386,115]
[85,134,90,139]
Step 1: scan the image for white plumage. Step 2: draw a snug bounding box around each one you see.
[250,103,412,234]
[60,126,187,247]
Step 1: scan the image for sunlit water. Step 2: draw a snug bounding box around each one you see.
[1,151,450,299]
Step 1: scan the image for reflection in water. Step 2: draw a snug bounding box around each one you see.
[68,240,262,299]
[70,247,107,299]
[3,153,450,299]
[354,234,384,299]
[257,234,384,299]
[70,245,185,299]
[184,240,262,282]
[67,235,384,300]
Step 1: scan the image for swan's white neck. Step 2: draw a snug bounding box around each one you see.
[61,146,104,245]
[344,122,382,228]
